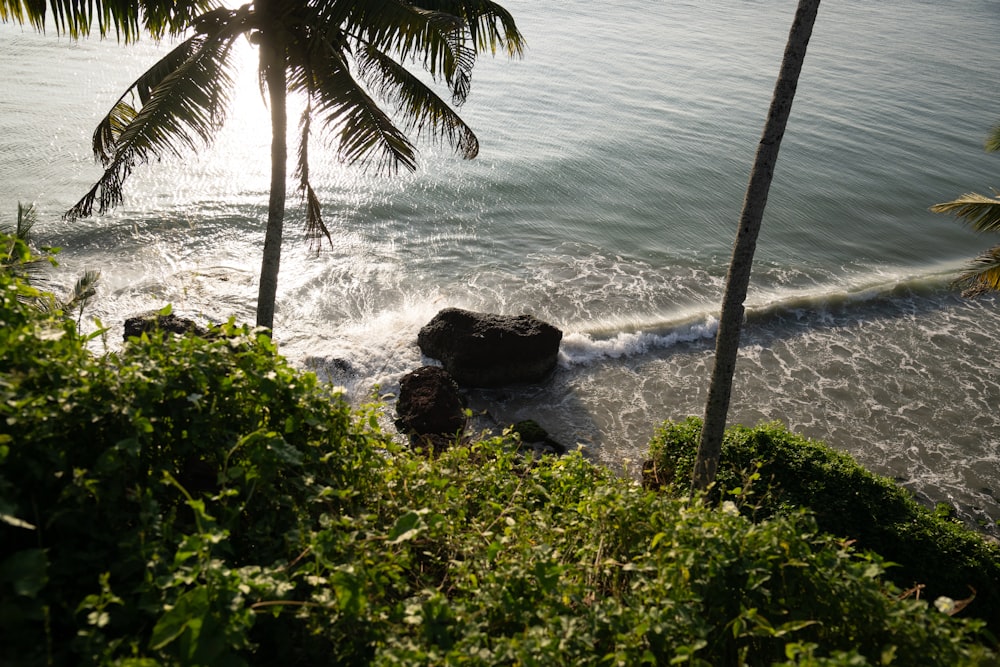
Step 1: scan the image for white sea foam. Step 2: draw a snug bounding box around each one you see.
[559,318,718,366]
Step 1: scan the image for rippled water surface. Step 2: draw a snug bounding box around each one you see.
[3,1,1000,528]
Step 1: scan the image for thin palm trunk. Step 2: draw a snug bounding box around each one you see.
[691,0,821,492]
[257,26,287,331]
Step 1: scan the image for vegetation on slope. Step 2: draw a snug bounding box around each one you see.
[1,234,998,665]
[645,417,1000,633]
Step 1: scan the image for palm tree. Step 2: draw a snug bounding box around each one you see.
[691,0,821,492]
[2,0,524,331]
[1,202,47,280]
[1,202,101,319]
[930,124,1000,296]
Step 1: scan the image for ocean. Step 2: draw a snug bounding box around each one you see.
[3,0,1000,530]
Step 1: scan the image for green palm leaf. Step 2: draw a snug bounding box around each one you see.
[0,0,216,41]
[355,43,479,159]
[295,103,333,251]
[332,0,521,104]
[298,52,419,174]
[91,31,224,165]
[952,245,1000,297]
[1,202,47,279]
[64,269,101,310]
[15,200,37,240]
[930,192,1000,233]
[66,18,242,219]
[419,0,525,57]
[338,1,473,103]
[986,123,1000,153]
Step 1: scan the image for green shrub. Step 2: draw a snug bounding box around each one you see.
[645,417,1000,633]
[337,445,993,666]
[2,238,997,665]
[1,254,386,664]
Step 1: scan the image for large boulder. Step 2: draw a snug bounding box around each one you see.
[395,366,467,452]
[417,308,562,387]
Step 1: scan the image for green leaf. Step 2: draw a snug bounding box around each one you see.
[331,569,366,616]
[264,435,303,466]
[387,510,423,544]
[773,619,819,637]
[149,586,210,651]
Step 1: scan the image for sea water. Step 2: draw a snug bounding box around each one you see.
[3,0,1000,529]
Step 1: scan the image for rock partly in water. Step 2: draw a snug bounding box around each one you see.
[395,366,467,453]
[512,419,566,456]
[123,313,209,341]
[417,307,562,387]
[302,356,358,383]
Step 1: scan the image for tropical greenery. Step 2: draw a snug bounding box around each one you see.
[647,417,1000,633]
[0,0,524,331]
[2,235,999,666]
[0,0,210,41]
[931,124,1000,295]
[1,202,100,319]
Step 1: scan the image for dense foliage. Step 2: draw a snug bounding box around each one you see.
[646,416,1000,633]
[2,237,998,665]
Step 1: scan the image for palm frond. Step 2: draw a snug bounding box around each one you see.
[0,0,217,41]
[986,123,1000,153]
[417,0,525,57]
[355,44,479,159]
[66,18,243,219]
[63,269,101,310]
[302,182,330,253]
[0,0,45,32]
[328,1,482,104]
[141,1,224,39]
[2,201,51,283]
[409,7,476,105]
[930,192,1000,233]
[16,201,37,240]
[91,32,226,164]
[296,102,333,251]
[952,245,1000,297]
[301,52,419,174]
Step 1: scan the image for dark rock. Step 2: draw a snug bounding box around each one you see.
[417,308,562,387]
[395,366,467,452]
[123,313,208,341]
[513,419,549,442]
[331,358,355,375]
[303,356,358,380]
[512,419,566,456]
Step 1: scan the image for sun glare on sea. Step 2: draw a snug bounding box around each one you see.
[200,36,370,205]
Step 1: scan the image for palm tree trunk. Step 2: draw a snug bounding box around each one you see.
[256,25,287,332]
[691,0,821,492]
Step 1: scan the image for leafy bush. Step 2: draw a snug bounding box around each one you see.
[1,251,385,664]
[645,417,1000,633]
[2,238,997,665]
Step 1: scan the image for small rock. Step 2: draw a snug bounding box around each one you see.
[512,419,566,456]
[395,366,467,453]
